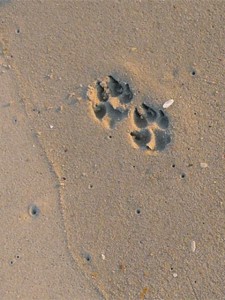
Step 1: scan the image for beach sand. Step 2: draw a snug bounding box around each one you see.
[0,1,224,299]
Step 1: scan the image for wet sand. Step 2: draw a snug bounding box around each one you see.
[0,1,225,299]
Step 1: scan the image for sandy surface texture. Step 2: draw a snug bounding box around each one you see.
[0,1,225,299]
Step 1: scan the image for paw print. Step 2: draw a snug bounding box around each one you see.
[129,102,171,152]
[86,75,172,153]
[87,75,133,128]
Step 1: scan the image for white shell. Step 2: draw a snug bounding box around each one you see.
[163,99,174,109]
[191,240,196,252]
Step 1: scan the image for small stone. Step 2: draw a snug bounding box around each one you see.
[173,273,178,278]
[200,162,208,168]
[50,125,54,129]
[101,254,106,260]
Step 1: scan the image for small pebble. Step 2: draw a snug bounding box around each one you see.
[200,162,208,168]
[163,99,174,109]
[101,254,106,260]
[50,125,54,129]
[173,273,178,278]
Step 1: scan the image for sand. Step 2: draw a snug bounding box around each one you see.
[0,1,224,299]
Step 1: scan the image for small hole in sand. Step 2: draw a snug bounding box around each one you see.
[16,28,20,34]
[136,208,141,215]
[28,204,40,217]
[85,254,91,262]
[12,117,17,124]
[172,164,176,168]
[32,108,41,114]
[191,70,196,76]
[181,173,186,179]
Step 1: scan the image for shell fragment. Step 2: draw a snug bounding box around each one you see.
[163,99,174,109]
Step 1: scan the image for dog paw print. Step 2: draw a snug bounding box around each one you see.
[129,102,171,152]
[87,75,133,128]
[86,75,172,153]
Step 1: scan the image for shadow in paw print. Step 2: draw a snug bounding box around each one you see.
[130,129,151,149]
[120,83,133,104]
[154,129,171,151]
[107,103,128,128]
[157,110,169,129]
[108,76,123,97]
[96,81,109,102]
[93,103,107,120]
[142,103,158,123]
[134,107,148,128]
